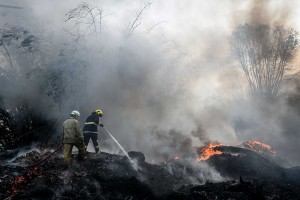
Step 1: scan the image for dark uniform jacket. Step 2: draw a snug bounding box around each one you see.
[63,117,84,143]
[83,113,99,133]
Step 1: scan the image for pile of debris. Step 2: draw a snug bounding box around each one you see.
[0,150,183,199]
[166,178,300,200]
[0,147,300,200]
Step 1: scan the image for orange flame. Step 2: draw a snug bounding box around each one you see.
[197,143,223,161]
[243,140,276,155]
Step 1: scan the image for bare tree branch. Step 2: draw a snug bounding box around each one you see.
[65,2,107,45]
[146,21,167,33]
[125,2,152,38]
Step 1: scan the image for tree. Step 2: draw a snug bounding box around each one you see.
[230,24,299,99]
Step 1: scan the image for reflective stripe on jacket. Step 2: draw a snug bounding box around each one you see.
[83,113,99,133]
[63,117,83,144]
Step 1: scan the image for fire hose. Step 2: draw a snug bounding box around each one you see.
[11,125,50,143]
[25,126,128,167]
[26,144,63,168]
[10,119,58,144]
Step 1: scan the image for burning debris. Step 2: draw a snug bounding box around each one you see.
[0,150,179,199]
[4,167,42,196]
[0,137,300,199]
[1,145,300,200]
[196,143,223,161]
[242,140,277,156]
[195,140,286,166]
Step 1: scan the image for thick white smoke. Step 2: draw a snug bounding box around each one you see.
[1,0,300,166]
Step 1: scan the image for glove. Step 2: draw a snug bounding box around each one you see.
[99,123,104,127]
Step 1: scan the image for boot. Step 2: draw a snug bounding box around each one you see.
[95,147,99,153]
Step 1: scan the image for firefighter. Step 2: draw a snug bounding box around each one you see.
[83,109,104,153]
[62,110,86,166]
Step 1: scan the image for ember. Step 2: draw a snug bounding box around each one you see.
[196,143,223,160]
[6,167,42,195]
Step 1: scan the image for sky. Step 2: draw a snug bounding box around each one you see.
[1,0,300,165]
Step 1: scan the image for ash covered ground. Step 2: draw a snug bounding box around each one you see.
[1,146,300,200]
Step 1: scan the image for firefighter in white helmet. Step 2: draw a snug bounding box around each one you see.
[83,109,104,153]
[62,110,86,166]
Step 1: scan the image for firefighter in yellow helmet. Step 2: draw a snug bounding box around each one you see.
[83,109,104,153]
[62,110,86,166]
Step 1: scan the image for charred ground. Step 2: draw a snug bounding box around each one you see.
[1,145,300,200]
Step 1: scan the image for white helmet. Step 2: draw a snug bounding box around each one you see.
[71,110,80,117]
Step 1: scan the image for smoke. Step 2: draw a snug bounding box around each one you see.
[146,128,193,161]
[0,0,300,168]
[166,158,225,184]
[187,161,225,184]
[230,0,294,27]
[248,0,292,26]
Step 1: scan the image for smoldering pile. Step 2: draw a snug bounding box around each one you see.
[0,150,182,200]
[0,146,300,200]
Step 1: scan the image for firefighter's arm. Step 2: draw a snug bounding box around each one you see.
[95,115,103,127]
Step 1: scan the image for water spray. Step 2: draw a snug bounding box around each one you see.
[103,126,133,163]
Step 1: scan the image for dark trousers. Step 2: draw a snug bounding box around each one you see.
[83,132,99,152]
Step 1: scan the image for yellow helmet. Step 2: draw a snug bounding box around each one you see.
[95,109,103,117]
